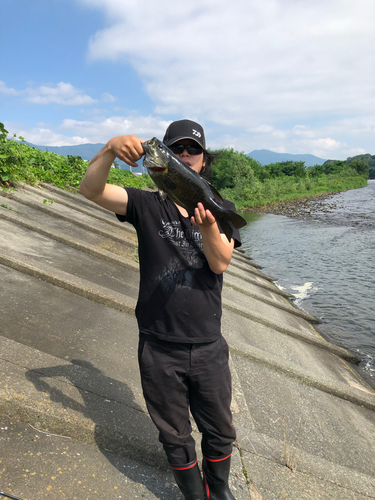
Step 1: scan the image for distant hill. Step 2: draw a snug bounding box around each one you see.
[26,142,328,170]
[27,142,143,171]
[27,142,104,160]
[247,149,326,167]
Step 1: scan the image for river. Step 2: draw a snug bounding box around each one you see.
[239,179,375,382]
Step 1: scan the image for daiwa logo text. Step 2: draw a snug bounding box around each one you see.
[192,129,201,138]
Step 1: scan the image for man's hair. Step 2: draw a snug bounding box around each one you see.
[201,150,220,180]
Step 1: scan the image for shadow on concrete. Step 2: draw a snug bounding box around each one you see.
[25,359,173,499]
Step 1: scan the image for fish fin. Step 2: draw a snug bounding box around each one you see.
[219,210,247,243]
[202,178,224,203]
[158,189,167,201]
[228,210,247,229]
[218,218,236,243]
[162,177,177,191]
[208,197,247,231]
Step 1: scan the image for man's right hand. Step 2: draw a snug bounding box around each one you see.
[79,135,145,216]
[108,135,145,168]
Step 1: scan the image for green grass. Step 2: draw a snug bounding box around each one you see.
[222,173,367,210]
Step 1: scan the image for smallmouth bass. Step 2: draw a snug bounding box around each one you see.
[142,138,247,242]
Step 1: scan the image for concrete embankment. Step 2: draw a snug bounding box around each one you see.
[0,182,374,500]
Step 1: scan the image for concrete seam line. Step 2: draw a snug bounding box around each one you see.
[229,347,375,411]
[41,182,114,215]
[0,192,134,244]
[231,258,262,270]
[237,439,375,499]
[20,182,128,231]
[0,253,136,315]
[234,250,253,261]
[224,278,295,300]
[336,356,374,388]
[223,282,321,324]
[222,299,356,361]
[229,265,276,282]
[232,252,255,261]
[225,267,280,289]
[1,188,133,240]
[0,210,138,270]
[0,397,96,443]
[230,261,269,275]
[0,357,145,413]
[232,253,257,262]
[0,392,167,470]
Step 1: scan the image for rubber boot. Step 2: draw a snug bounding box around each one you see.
[202,455,236,499]
[171,460,205,500]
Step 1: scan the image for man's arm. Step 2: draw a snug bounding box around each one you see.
[191,203,235,274]
[79,135,144,215]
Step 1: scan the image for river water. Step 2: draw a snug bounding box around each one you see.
[239,180,375,382]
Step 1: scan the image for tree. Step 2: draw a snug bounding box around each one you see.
[348,159,369,177]
[211,149,261,190]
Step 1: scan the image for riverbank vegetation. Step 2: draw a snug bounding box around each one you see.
[0,123,154,191]
[209,149,369,209]
[0,122,370,210]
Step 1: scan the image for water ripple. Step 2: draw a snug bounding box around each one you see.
[240,180,375,379]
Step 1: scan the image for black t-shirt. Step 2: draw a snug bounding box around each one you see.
[117,188,241,343]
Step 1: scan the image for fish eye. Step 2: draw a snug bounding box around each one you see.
[158,144,163,150]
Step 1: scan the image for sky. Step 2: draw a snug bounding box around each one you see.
[1,0,374,160]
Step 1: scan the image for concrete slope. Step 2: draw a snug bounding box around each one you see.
[0,183,374,500]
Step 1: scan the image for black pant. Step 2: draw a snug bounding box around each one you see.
[138,333,236,467]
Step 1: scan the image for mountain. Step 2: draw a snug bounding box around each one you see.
[26,142,327,170]
[247,149,326,167]
[27,142,105,161]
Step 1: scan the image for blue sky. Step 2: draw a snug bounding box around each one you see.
[1,0,374,160]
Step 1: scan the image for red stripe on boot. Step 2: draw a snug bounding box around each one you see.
[170,459,198,471]
[204,453,232,463]
[204,472,210,499]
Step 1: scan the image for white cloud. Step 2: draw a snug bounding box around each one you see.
[77,0,375,129]
[0,81,110,106]
[4,112,372,160]
[102,92,116,102]
[4,115,171,146]
[4,0,375,157]
[310,137,342,151]
[4,122,91,146]
[25,82,97,105]
[0,80,19,95]
[343,147,367,157]
[209,123,350,159]
[60,115,170,143]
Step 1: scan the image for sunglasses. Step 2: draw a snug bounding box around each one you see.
[170,143,203,155]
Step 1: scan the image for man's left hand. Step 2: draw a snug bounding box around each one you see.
[191,202,216,227]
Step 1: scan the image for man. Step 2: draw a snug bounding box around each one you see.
[79,119,240,499]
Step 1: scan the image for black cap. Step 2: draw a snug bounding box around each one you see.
[163,119,206,149]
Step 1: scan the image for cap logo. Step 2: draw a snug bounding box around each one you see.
[192,129,201,138]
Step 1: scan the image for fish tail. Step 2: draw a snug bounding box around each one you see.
[219,211,247,243]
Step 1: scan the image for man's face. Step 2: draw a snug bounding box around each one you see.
[170,139,205,174]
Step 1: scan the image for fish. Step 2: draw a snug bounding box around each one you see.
[142,137,247,242]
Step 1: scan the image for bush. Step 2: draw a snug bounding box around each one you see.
[0,122,153,191]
